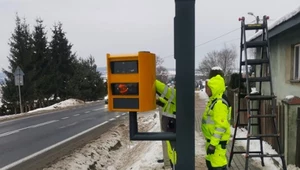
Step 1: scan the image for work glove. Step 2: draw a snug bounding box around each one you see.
[206,144,216,155]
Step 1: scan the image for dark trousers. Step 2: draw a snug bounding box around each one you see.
[161,116,176,169]
[206,160,228,170]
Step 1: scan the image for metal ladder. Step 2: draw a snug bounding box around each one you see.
[228,15,287,170]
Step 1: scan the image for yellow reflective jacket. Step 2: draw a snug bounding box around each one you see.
[155,80,176,115]
[155,80,177,165]
[201,75,231,146]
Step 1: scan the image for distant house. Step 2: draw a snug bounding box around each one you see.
[248,6,300,166]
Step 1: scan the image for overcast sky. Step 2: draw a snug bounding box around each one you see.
[0,0,299,71]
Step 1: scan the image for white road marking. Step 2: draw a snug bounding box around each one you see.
[29,120,58,128]
[116,115,120,118]
[73,114,80,117]
[1,120,109,170]
[0,120,59,138]
[61,117,69,120]
[92,108,105,111]
[109,118,115,121]
[59,122,78,129]
[84,111,91,114]
[0,130,20,138]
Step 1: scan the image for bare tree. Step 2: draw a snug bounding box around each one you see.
[197,45,237,77]
[156,56,169,83]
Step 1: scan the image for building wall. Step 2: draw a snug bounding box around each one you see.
[257,25,300,101]
[255,24,300,165]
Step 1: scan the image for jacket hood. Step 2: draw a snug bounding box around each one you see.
[207,75,225,98]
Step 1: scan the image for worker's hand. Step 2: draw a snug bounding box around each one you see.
[206,144,216,155]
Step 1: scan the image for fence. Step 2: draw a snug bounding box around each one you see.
[260,101,285,153]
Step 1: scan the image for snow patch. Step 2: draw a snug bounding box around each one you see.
[288,164,300,170]
[28,99,84,113]
[195,89,209,101]
[0,98,85,122]
[285,95,295,99]
[250,87,259,94]
[43,111,160,170]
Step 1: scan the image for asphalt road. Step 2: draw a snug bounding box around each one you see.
[0,102,125,169]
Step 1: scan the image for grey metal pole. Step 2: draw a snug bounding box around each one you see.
[174,0,195,169]
[18,83,22,113]
[255,16,259,33]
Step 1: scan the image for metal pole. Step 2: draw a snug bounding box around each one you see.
[255,16,259,33]
[18,83,22,113]
[174,0,195,169]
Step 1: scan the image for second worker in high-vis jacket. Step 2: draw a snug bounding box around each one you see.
[155,79,177,169]
[201,74,231,170]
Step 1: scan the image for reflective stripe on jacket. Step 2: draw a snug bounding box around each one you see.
[155,80,176,116]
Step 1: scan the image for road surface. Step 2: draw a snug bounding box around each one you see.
[0,102,125,169]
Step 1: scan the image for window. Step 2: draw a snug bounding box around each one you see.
[293,45,300,80]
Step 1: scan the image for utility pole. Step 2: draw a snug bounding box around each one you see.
[174,0,195,169]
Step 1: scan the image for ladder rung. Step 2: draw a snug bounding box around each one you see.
[241,77,271,82]
[244,41,268,48]
[249,114,276,118]
[241,58,269,65]
[234,137,261,140]
[239,93,261,98]
[232,151,262,154]
[236,123,259,126]
[249,134,280,137]
[247,154,283,158]
[239,108,260,112]
[245,95,275,100]
[244,24,265,30]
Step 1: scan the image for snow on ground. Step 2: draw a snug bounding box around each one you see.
[230,127,300,170]
[0,98,86,122]
[43,105,208,170]
[195,88,209,101]
[43,111,164,170]
[28,99,84,113]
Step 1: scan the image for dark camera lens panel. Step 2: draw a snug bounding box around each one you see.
[111,83,139,95]
[113,98,139,109]
[110,61,138,74]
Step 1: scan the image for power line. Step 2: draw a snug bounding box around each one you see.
[195,28,239,47]
[163,27,240,59]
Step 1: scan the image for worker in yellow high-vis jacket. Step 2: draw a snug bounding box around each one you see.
[201,74,231,170]
[155,79,177,169]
